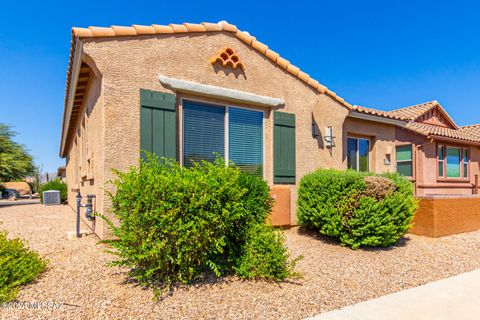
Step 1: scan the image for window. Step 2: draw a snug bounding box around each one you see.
[347,137,369,172]
[183,101,263,177]
[437,144,469,179]
[446,147,461,178]
[396,145,413,177]
[438,145,445,177]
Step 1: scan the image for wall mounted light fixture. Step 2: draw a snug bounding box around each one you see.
[324,126,335,148]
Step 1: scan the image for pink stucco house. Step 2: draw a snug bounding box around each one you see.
[353,101,480,196]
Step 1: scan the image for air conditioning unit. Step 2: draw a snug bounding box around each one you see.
[43,190,61,205]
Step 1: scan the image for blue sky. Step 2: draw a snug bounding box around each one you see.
[1,0,479,172]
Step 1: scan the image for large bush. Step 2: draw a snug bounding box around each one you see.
[297,169,417,249]
[0,231,47,302]
[40,179,67,203]
[102,155,299,294]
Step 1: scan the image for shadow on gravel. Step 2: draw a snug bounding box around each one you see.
[296,226,411,251]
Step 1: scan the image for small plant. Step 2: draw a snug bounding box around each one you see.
[39,179,67,203]
[101,154,299,296]
[298,169,417,249]
[0,231,47,302]
[236,223,302,281]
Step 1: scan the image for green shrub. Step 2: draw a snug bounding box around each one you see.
[101,154,298,294]
[298,169,417,249]
[0,231,47,302]
[40,179,67,203]
[236,224,301,281]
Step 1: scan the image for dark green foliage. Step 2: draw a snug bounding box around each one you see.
[298,169,417,249]
[39,179,67,203]
[0,231,47,302]
[101,154,298,295]
[0,124,35,183]
[236,223,301,280]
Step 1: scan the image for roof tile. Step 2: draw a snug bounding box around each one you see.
[265,49,279,62]
[169,24,188,33]
[111,26,137,36]
[184,23,206,32]
[276,56,290,69]
[72,27,92,37]
[88,27,116,37]
[133,25,156,35]
[251,40,268,54]
[219,21,237,33]
[286,64,300,76]
[235,30,254,45]
[152,24,174,34]
[201,22,222,32]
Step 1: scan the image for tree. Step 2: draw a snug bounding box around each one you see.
[0,124,35,182]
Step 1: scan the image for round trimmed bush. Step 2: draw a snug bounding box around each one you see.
[297,169,417,249]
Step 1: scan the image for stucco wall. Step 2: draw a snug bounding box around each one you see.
[65,73,106,237]
[343,118,396,173]
[78,32,357,229]
[396,127,480,196]
[64,32,400,237]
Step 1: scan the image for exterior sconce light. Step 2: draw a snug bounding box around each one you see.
[325,126,335,148]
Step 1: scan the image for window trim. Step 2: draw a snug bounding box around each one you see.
[180,97,265,179]
[395,144,414,178]
[436,143,470,181]
[347,136,370,172]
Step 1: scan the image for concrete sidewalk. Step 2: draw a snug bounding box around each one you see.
[308,269,480,320]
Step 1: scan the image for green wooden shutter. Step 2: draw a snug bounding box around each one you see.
[140,89,176,160]
[274,111,296,184]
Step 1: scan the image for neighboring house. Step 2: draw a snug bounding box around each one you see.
[59,21,396,238]
[352,101,480,196]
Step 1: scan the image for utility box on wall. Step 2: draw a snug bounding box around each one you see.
[269,186,291,226]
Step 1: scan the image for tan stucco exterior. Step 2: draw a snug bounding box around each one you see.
[63,32,398,238]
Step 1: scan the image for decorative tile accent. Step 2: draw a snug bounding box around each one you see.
[210,47,245,70]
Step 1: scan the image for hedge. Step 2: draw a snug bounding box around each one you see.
[0,231,47,302]
[101,155,300,296]
[297,169,417,249]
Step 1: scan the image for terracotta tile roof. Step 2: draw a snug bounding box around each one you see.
[64,21,353,111]
[460,124,480,141]
[406,122,480,142]
[352,101,480,143]
[353,100,443,121]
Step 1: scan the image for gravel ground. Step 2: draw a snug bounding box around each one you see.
[1,204,480,319]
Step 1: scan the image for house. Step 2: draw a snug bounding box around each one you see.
[352,101,480,196]
[59,21,396,238]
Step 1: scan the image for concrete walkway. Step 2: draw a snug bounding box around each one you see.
[308,269,480,320]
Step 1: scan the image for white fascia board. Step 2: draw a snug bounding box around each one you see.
[60,38,83,157]
[348,111,407,127]
[159,75,285,107]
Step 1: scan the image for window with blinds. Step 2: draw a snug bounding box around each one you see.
[183,101,225,167]
[182,101,264,177]
[229,107,263,177]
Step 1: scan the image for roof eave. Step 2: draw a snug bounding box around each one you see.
[427,134,480,146]
[348,110,407,127]
[59,37,83,158]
